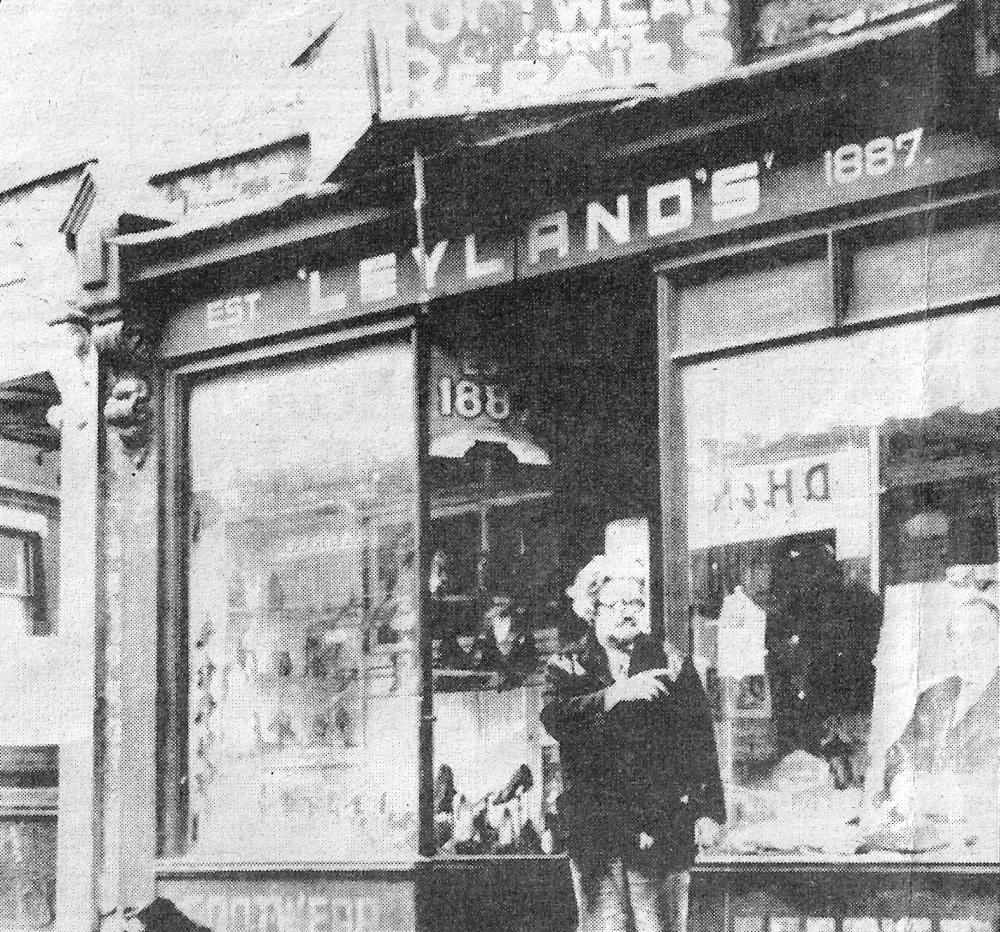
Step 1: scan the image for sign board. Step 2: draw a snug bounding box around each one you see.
[687,446,872,557]
[158,121,1000,358]
[157,877,416,932]
[370,0,737,118]
[689,872,1000,932]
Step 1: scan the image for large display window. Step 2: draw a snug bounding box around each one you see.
[181,340,418,861]
[426,275,662,857]
[683,310,1000,861]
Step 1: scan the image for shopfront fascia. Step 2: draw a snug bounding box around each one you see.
[111,92,1000,932]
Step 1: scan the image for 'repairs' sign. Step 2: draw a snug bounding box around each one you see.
[371,0,737,118]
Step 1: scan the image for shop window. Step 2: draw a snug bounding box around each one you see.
[0,531,45,637]
[683,310,1000,861]
[673,239,831,357]
[427,276,661,857]
[846,209,1000,323]
[0,747,56,929]
[181,341,417,861]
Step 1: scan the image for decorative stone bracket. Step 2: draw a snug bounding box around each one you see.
[94,320,156,469]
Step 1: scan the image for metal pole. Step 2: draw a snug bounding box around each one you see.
[412,148,436,859]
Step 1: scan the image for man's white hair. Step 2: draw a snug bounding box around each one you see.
[566,554,647,625]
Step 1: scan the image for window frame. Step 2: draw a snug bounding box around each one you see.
[0,746,57,931]
[0,525,47,638]
[159,317,422,867]
[657,192,1000,866]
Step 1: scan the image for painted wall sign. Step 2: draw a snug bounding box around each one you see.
[733,919,995,932]
[700,874,1000,932]
[159,121,1000,358]
[371,0,737,119]
[157,878,416,932]
[154,144,310,217]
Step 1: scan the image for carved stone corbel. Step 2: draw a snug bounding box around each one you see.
[94,320,156,469]
[46,306,97,433]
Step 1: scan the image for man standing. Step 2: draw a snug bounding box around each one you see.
[541,555,725,932]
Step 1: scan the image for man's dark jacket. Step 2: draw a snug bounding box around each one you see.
[541,632,726,869]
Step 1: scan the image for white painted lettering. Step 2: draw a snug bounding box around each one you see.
[229,896,253,932]
[206,896,228,931]
[586,195,631,250]
[281,894,310,932]
[881,921,932,932]
[358,253,398,303]
[244,291,262,320]
[329,898,353,932]
[682,16,734,75]
[805,921,836,932]
[941,922,994,932]
[608,0,649,25]
[416,0,465,43]
[447,62,494,105]
[308,895,330,932]
[651,0,691,15]
[253,896,277,932]
[711,162,760,221]
[405,46,443,97]
[465,234,506,279]
[411,240,449,289]
[552,0,603,30]
[500,59,551,98]
[647,179,693,236]
[527,211,570,264]
[844,920,880,932]
[770,919,800,932]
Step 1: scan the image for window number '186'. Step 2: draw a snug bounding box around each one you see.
[439,377,511,421]
[823,128,923,187]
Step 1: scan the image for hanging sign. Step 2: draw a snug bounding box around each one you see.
[687,446,871,556]
[371,0,737,118]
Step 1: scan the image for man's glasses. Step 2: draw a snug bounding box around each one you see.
[597,599,646,612]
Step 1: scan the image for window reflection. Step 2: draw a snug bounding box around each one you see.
[185,344,418,861]
[429,281,660,857]
[684,312,1000,860]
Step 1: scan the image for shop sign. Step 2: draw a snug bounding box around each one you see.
[687,447,871,556]
[161,120,1000,357]
[155,144,310,217]
[707,875,1000,932]
[733,920,994,932]
[158,878,415,932]
[371,0,737,119]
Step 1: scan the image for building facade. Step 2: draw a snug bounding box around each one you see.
[3,0,1000,930]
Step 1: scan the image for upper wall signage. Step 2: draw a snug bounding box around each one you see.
[158,121,1000,358]
[370,0,737,118]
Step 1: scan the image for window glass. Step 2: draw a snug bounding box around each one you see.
[675,240,831,356]
[185,343,417,861]
[684,310,1000,861]
[0,532,44,636]
[847,212,1000,322]
[428,279,662,857]
[0,747,57,930]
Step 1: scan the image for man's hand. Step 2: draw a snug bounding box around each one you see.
[694,817,722,848]
[605,669,672,710]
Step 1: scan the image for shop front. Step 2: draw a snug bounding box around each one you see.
[108,47,1000,932]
